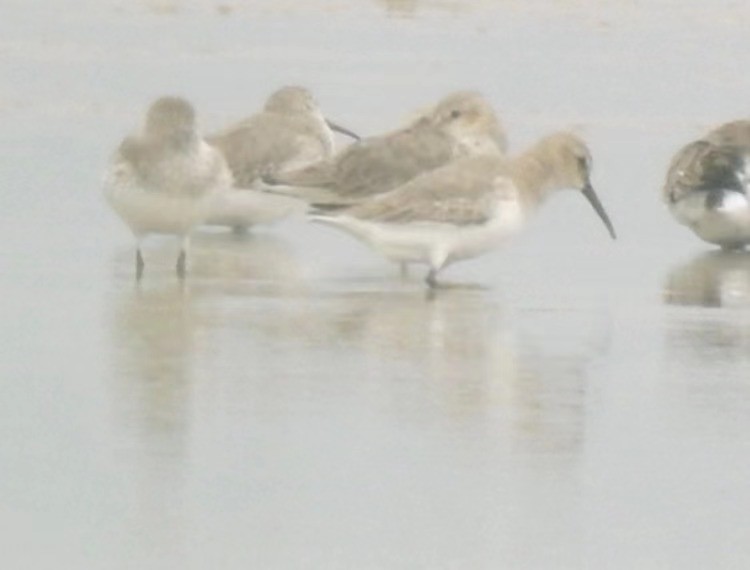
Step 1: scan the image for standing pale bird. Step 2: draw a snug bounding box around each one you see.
[309,132,616,288]
[265,91,508,208]
[103,96,232,280]
[664,120,750,250]
[205,86,359,231]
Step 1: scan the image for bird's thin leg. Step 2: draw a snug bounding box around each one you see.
[176,235,189,279]
[425,268,438,289]
[135,243,145,281]
[425,249,448,289]
[176,251,186,280]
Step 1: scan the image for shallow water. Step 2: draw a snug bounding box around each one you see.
[2,1,750,568]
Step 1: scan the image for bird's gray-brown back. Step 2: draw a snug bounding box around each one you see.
[208,112,331,187]
[662,127,750,203]
[336,153,510,225]
[206,85,358,188]
[272,91,507,206]
[286,120,456,199]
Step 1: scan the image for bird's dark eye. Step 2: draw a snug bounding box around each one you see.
[577,155,591,173]
[450,109,461,119]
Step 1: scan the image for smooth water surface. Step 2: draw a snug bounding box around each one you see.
[2,1,750,567]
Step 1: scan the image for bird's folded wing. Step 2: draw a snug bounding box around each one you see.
[664,139,746,203]
[272,125,454,200]
[208,114,314,187]
[343,156,505,226]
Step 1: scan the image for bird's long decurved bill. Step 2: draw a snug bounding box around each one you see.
[326,119,360,141]
[582,183,617,239]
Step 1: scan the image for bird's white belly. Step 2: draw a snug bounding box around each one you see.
[350,206,525,267]
[672,191,750,247]
[105,181,215,237]
[444,219,520,263]
[365,223,446,263]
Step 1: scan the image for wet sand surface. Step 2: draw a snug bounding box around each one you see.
[2,1,750,567]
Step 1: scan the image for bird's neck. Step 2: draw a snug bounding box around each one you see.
[510,146,559,210]
[149,131,198,154]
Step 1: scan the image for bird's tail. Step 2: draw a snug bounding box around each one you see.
[258,180,359,212]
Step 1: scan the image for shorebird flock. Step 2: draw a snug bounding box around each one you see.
[104,86,747,287]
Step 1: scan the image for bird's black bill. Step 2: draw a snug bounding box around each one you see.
[326,119,360,141]
[582,183,617,239]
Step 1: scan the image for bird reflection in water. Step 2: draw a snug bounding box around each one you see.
[247,285,609,454]
[108,279,194,558]
[664,251,750,308]
[107,232,307,554]
[188,231,305,287]
[108,231,609,455]
[662,252,750,432]
[663,252,750,363]
[108,231,305,435]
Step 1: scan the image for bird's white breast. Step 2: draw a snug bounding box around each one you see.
[671,189,750,246]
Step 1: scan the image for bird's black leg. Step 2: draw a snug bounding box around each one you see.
[176,250,187,279]
[425,268,438,289]
[136,248,145,281]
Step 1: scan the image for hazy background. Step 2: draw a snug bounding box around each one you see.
[2,1,750,568]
